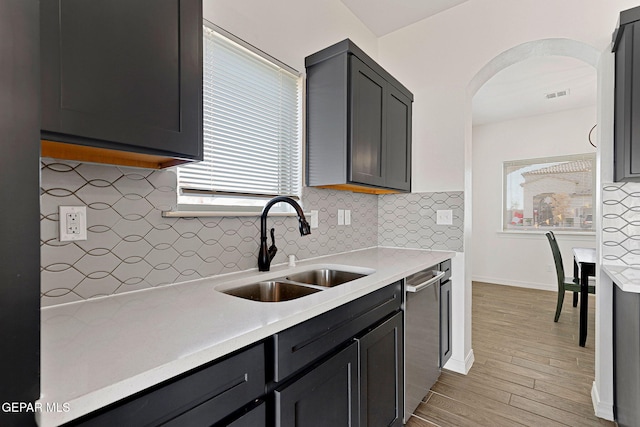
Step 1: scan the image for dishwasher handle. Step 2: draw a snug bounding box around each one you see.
[406,270,446,293]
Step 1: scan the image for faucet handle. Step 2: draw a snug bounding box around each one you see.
[268,228,278,260]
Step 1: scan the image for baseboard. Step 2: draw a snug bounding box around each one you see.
[443,349,474,375]
[591,381,615,421]
[472,275,555,292]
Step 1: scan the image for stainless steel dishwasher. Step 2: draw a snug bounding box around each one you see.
[404,267,445,423]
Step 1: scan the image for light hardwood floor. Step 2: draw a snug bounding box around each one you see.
[406,281,614,427]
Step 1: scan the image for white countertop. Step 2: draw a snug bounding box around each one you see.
[603,264,640,293]
[37,247,454,426]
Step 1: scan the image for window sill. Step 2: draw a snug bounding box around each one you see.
[497,229,596,238]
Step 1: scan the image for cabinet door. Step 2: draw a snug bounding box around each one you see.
[440,280,453,367]
[615,21,640,181]
[384,87,412,191]
[275,342,359,427]
[358,312,403,427]
[41,0,202,160]
[350,55,386,187]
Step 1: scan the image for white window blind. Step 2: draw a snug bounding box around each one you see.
[177,24,301,205]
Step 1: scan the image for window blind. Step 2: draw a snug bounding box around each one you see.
[178,24,301,201]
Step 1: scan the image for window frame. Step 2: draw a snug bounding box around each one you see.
[175,21,303,216]
[501,153,596,233]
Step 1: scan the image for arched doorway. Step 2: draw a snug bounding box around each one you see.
[462,36,604,413]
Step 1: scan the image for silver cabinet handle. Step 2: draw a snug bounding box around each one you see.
[406,270,446,293]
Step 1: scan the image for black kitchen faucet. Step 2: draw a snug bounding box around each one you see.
[258,196,311,271]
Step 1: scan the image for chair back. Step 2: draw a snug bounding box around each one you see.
[545,231,565,288]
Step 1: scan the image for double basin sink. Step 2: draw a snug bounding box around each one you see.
[221,267,372,302]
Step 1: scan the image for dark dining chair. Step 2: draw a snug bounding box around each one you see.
[545,231,595,322]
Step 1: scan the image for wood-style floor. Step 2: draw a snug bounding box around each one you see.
[406,281,614,427]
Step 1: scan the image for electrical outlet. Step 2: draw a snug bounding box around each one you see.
[436,209,453,225]
[337,209,345,225]
[59,206,87,241]
[344,210,351,225]
[310,210,319,229]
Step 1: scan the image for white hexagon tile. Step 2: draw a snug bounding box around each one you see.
[40,158,464,307]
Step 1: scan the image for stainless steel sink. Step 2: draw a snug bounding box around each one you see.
[221,281,320,302]
[286,269,367,287]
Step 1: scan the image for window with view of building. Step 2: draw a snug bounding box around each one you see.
[503,153,595,231]
[176,22,302,213]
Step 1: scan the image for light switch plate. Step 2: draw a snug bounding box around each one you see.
[436,209,453,225]
[344,209,351,225]
[337,209,345,225]
[310,210,319,229]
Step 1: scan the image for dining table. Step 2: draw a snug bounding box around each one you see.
[572,247,596,347]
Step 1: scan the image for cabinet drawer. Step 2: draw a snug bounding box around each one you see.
[440,259,452,282]
[274,342,359,427]
[69,343,265,427]
[272,282,402,382]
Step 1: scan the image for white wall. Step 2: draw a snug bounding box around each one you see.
[203,0,378,73]
[377,0,640,193]
[472,106,597,290]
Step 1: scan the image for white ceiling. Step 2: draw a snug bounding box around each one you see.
[472,56,597,125]
[339,1,598,126]
[340,0,468,37]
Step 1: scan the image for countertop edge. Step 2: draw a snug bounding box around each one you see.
[603,264,640,293]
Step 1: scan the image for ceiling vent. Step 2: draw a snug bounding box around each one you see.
[545,89,570,99]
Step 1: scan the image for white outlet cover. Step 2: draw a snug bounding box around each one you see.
[337,209,345,225]
[310,210,319,229]
[436,209,453,225]
[59,206,88,241]
[344,209,351,225]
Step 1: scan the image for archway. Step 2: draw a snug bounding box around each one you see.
[462,36,602,409]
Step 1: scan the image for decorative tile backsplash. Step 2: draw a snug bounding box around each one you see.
[602,182,640,266]
[40,159,379,306]
[378,192,464,252]
[40,158,464,306]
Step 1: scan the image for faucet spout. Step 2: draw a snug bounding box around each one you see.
[258,196,311,271]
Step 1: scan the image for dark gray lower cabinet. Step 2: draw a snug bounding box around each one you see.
[272,283,403,427]
[358,312,404,427]
[614,284,640,426]
[275,343,359,427]
[67,343,266,426]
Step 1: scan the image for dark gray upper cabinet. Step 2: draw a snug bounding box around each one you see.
[613,6,640,181]
[40,0,203,168]
[306,39,413,193]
